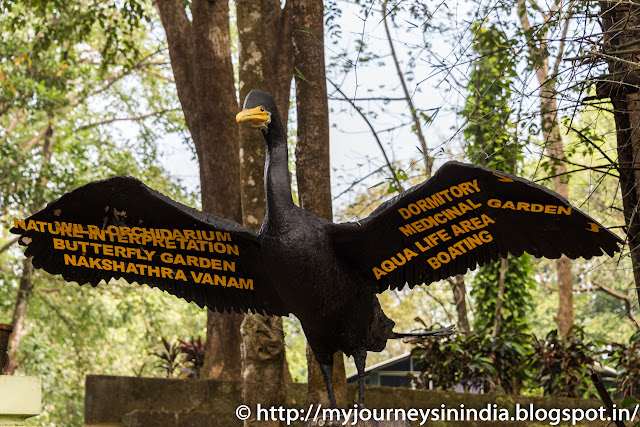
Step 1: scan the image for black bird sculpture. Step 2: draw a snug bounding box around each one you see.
[11,90,622,407]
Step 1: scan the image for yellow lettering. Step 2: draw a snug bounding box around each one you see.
[451,224,465,236]
[488,199,501,208]
[427,257,440,269]
[240,278,253,290]
[53,238,65,250]
[558,206,572,215]
[175,269,187,281]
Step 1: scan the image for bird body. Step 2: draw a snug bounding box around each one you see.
[11,90,623,407]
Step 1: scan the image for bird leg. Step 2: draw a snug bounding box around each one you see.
[317,355,338,409]
[392,324,456,338]
[354,351,367,407]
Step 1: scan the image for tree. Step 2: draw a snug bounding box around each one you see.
[154,0,244,380]
[461,23,534,344]
[516,0,575,339]
[0,1,202,417]
[236,0,293,421]
[292,0,348,407]
[0,0,180,375]
[595,1,640,310]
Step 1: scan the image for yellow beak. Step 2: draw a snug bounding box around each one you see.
[236,106,271,128]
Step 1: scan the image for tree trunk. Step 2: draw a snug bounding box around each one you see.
[451,275,470,336]
[491,257,509,338]
[292,0,347,408]
[517,0,574,338]
[7,118,55,374]
[597,1,640,309]
[540,82,574,339]
[155,0,243,381]
[237,0,292,422]
[6,257,34,375]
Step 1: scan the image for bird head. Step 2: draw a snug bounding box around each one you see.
[236,90,276,132]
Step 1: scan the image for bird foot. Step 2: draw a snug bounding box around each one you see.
[392,324,456,338]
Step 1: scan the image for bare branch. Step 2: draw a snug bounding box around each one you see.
[77,108,179,130]
[576,282,640,330]
[382,0,432,177]
[330,97,407,102]
[551,0,575,78]
[328,78,404,192]
[20,124,51,153]
[423,289,455,325]
[4,108,24,138]
[89,60,169,98]
[0,237,19,255]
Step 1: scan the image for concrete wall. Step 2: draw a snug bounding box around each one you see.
[84,375,627,426]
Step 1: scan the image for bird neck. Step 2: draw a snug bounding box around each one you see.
[264,126,295,221]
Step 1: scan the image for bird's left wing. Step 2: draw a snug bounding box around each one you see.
[331,161,622,293]
[10,176,289,315]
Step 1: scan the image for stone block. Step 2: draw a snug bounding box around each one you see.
[0,376,41,426]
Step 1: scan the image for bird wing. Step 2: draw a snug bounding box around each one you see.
[10,176,289,315]
[331,161,622,293]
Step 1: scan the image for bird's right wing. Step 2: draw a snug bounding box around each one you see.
[331,161,622,293]
[11,176,289,316]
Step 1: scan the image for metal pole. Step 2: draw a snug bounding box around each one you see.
[0,324,13,375]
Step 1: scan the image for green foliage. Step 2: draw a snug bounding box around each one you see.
[152,338,182,378]
[605,330,640,399]
[412,327,640,399]
[6,280,206,426]
[370,166,409,194]
[0,1,197,425]
[177,336,206,379]
[460,22,534,338]
[472,254,536,334]
[530,328,597,398]
[283,315,307,383]
[461,22,519,171]
[411,328,533,394]
[150,336,206,379]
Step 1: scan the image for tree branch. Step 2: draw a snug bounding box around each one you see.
[4,108,24,138]
[328,78,404,192]
[78,108,179,130]
[518,0,532,33]
[382,0,432,177]
[576,282,640,329]
[551,0,575,79]
[423,289,455,325]
[20,124,52,153]
[89,60,169,98]
[154,0,199,146]
[0,237,18,255]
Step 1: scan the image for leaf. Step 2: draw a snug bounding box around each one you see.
[294,67,306,81]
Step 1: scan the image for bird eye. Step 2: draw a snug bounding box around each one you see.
[260,106,265,112]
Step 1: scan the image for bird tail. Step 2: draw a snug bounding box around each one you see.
[392,324,457,339]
